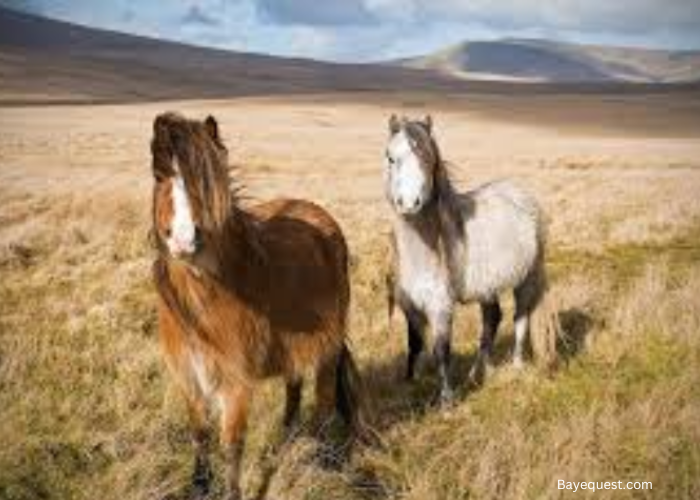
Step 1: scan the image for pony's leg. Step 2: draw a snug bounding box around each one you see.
[313,355,338,437]
[513,309,530,369]
[186,394,213,498]
[220,384,252,500]
[311,354,343,468]
[283,376,303,434]
[404,308,426,381]
[335,344,373,444]
[159,307,213,497]
[469,300,502,385]
[432,309,455,405]
[513,276,540,368]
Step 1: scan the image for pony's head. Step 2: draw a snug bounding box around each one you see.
[384,114,444,216]
[151,112,231,259]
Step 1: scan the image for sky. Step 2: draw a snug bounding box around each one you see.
[2,0,700,61]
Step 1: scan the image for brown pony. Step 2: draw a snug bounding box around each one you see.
[150,112,365,500]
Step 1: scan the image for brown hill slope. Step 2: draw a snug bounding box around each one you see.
[400,39,700,83]
[0,6,474,104]
[2,7,699,105]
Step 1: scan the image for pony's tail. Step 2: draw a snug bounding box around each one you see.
[386,271,397,332]
[530,268,561,372]
[335,344,376,445]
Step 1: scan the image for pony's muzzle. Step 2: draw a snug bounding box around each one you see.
[395,195,423,215]
[168,226,203,258]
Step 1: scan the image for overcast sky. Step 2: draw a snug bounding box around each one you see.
[3,0,700,61]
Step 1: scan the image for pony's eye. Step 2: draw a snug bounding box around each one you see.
[386,152,395,165]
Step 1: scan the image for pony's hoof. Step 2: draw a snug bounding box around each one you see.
[314,441,345,470]
[191,484,210,500]
[191,467,212,499]
[438,388,456,408]
[469,356,493,387]
[468,361,485,387]
[282,421,303,443]
[192,490,210,500]
[355,424,384,450]
[512,357,525,370]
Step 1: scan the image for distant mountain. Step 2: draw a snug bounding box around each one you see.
[398,39,700,83]
[0,6,470,104]
[1,7,697,105]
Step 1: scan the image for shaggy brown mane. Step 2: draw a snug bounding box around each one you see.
[151,112,234,231]
[151,113,269,345]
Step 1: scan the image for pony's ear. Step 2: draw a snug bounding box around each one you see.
[153,113,171,142]
[388,114,401,135]
[152,113,176,160]
[423,114,433,134]
[204,115,220,142]
[151,113,177,177]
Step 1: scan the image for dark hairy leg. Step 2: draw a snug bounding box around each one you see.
[184,393,213,498]
[405,309,426,381]
[283,377,303,434]
[469,300,502,385]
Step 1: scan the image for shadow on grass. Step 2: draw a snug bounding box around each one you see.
[361,347,485,432]
[363,306,596,434]
[557,307,595,362]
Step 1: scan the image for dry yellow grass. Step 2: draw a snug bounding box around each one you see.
[1,93,699,500]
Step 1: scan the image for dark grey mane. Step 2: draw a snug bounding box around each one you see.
[402,119,464,237]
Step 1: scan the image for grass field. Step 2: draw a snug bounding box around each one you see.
[1,93,700,499]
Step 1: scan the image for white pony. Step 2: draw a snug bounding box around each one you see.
[385,115,550,404]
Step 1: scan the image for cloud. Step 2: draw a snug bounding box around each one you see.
[362,1,700,36]
[1,0,699,61]
[0,0,50,13]
[181,5,220,27]
[249,0,700,58]
[256,0,377,26]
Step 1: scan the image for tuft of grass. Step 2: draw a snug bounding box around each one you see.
[550,220,700,288]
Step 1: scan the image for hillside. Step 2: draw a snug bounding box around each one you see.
[400,39,700,83]
[0,6,470,104]
[2,7,700,105]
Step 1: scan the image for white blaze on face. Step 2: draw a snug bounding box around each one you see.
[167,163,197,257]
[386,130,431,215]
